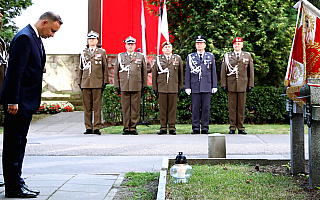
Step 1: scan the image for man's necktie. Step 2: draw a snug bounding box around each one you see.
[237,53,240,60]
[200,54,203,60]
[129,54,132,60]
[39,37,43,56]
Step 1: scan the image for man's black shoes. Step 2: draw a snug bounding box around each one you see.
[191,130,200,134]
[239,130,247,135]
[22,184,40,195]
[201,130,210,134]
[157,130,167,135]
[94,129,101,135]
[131,130,138,135]
[229,130,235,134]
[84,129,93,134]
[123,130,138,135]
[5,187,38,198]
[169,130,176,135]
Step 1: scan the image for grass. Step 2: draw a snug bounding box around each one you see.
[166,164,306,199]
[120,172,160,200]
[101,124,309,134]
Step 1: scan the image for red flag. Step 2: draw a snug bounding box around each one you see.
[157,0,170,55]
[284,0,320,107]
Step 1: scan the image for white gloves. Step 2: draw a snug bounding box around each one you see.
[185,89,191,95]
[212,88,218,93]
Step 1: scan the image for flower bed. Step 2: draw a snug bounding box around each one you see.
[38,102,74,114]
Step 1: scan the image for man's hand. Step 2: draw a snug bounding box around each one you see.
[222,87,228,93]
[185,89,191,95]
[8,104,18,115]
[212,88,218,93]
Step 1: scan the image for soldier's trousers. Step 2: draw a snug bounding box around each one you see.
[159,92,178,131]
[191,92,211,131]
[228,91,246,131]
[121,91,141,131]
[82,88,102,130]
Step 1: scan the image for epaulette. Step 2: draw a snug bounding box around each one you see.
[173,54,181,58]
[135,52,143,55]
[243,51,251,56]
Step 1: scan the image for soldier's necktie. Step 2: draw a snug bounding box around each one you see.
[200,54,203,61]
[129,54,132,60]
[237,53,240,60]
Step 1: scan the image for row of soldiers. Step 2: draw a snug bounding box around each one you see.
[78,31,254,135]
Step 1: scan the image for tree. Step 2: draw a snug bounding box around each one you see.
[0,1,32,46]
[147,0,297,87]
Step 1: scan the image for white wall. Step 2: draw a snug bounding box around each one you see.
[13,0,88,54]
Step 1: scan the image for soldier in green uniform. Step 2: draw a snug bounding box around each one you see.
[78,30,108,135]
[114,36,147,135]
[152,41,183,135]
[221,37,254,134]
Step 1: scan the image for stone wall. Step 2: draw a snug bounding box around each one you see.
[43,54,80,93]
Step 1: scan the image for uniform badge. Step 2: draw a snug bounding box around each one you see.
[243,58,249,62]
[95,54,102,58]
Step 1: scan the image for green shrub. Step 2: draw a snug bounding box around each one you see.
[102,85,289,124]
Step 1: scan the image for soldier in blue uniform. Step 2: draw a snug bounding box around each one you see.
[185,36,217,134]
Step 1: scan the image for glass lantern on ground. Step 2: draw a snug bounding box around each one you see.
[170,152,193,183]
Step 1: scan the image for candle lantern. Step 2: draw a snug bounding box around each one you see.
[170,152,193,183]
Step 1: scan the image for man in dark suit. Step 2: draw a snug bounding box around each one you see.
[0,12,62,198]
[185,36,217,134]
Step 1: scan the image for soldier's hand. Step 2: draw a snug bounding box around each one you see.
[222,87,228,93]
[153,90,158,97]
[185,89,191,95]
[116,87,121,95]
[178,88,182,96]
[78,84,82,91]
[247,87,252,92]
[211,88,218,93]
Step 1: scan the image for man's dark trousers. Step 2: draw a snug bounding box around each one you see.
[191,92,211,131]
[2,108,33,190]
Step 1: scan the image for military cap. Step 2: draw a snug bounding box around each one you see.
[231,37,243,44]
[87,30,99,39]
[124,36,136,44]
[161,41,172,48]
[195,36,207,43]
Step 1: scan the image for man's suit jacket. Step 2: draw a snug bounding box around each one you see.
[78,47,108,88]
[185,52,217,93]
[114,52,147,92]
[152,54,184,93]
[221,51,254,92]
[0,24,46,112]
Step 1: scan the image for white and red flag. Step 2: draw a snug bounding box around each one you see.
[285,0,320,107]
[157,0,170,55]
[141,0,147,62]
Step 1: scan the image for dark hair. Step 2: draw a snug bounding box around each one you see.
[39,11,63,25]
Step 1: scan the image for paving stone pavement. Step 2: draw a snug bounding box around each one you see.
[0,111,306,199]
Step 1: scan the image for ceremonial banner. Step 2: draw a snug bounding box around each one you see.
[284,0,320,107]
